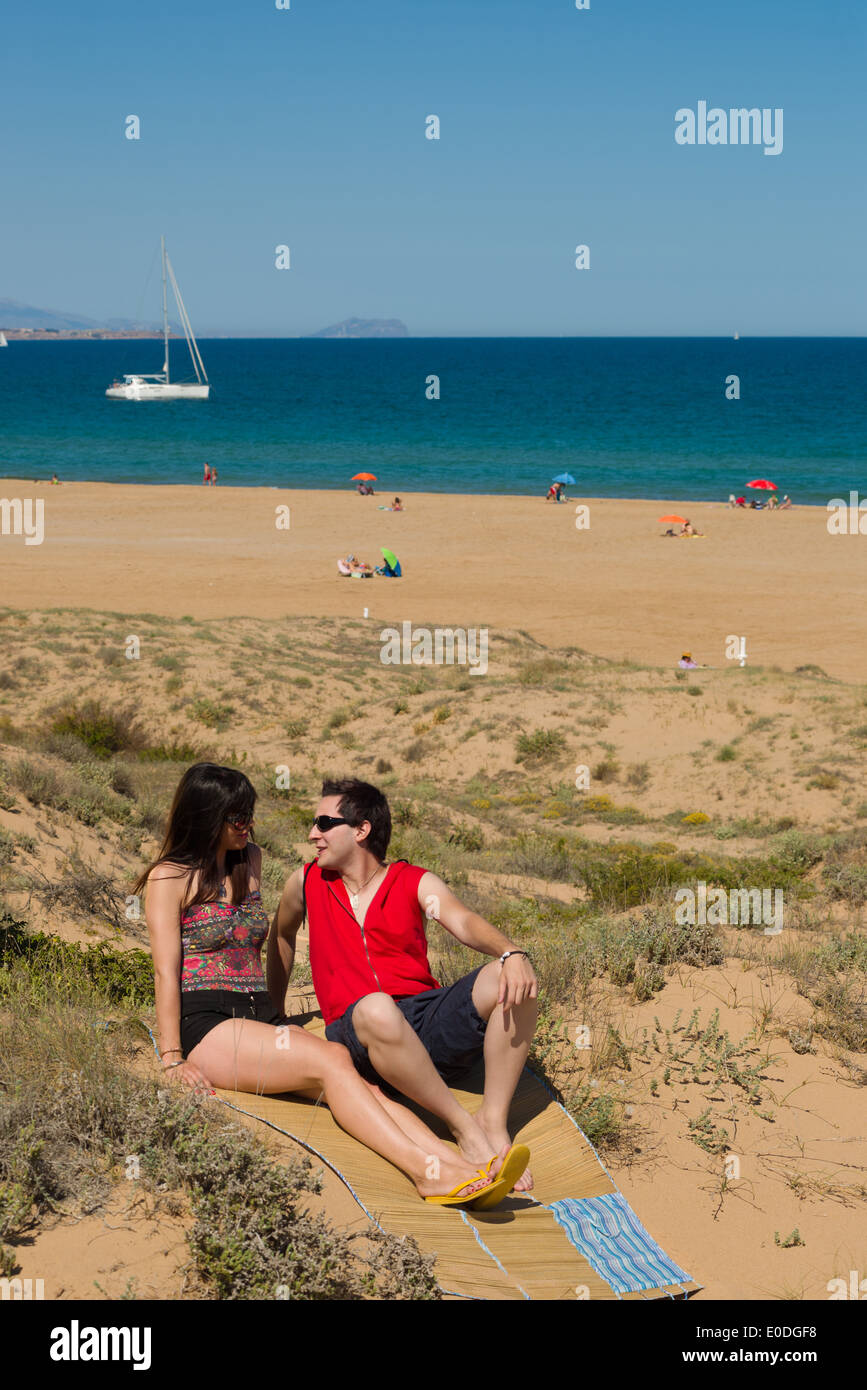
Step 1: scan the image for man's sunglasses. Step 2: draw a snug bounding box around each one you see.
[312,815,353,832]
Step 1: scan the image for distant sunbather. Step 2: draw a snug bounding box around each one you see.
[338,554,373,576]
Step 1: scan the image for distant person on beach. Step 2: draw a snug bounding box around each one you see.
[203,463,211,485]
[679,520,703,536]
[339,554,372,575]
[779,494,792,509]
[545,483,563,503]
[678,652,698,669]
[210,467,218,486]
[269,778,537,1194]
[766,493,778,510]
[136,764,512,1209]
[391,497,403,511]
[50,473,60,486]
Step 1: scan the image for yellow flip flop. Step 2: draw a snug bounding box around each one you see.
[469,1144,531,1211]
[423,1164,501,1208]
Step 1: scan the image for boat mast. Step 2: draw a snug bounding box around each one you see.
[161,235,170,383]
[164,251,209,386]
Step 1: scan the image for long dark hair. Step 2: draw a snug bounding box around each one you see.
[134,763,257,909]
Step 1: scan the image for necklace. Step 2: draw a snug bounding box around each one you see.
[343,862,385,911]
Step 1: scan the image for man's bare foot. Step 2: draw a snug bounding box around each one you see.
[452,1113,500,1172]
[476,1119,534,1192]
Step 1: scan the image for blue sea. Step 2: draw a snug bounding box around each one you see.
[1,338,864,505]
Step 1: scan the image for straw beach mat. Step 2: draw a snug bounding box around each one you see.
[215,1015,700,1301]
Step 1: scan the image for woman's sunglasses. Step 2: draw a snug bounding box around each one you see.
[226,816,254,831]
[312,815,353,832]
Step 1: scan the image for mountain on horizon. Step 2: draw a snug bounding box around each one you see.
[306,316,409,339]
[0,297,175,333]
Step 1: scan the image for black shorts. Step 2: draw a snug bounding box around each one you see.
[180,989,290,1057]
[324,966,487,1091]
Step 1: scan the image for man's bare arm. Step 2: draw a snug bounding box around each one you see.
[418,871,538,1009]
[266,866,306,1010]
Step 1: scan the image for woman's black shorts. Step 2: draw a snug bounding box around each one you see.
[180,989,290,1057]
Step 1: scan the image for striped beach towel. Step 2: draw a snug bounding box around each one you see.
[549,1192,693,1295]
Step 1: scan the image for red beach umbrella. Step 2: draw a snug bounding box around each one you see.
[747,479,777,490]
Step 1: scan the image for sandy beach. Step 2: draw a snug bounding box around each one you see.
[2,480,865,681]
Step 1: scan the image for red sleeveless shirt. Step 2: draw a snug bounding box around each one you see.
[304,860,440,1023]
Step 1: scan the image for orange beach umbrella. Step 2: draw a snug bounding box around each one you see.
[658,514,687,524]
[352,473,378,481]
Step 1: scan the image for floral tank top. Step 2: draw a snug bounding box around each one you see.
[180,889,270,993]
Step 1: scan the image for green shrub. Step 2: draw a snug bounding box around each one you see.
[190,699,234,731]
[139,742,204,763]
[50,701,147,759]
[0,914,153,1007]
[6,758,131,827]
[515,729,562,764]
[448,823,484,852]
[516,659,569,686]
[626,762,650,790]
[403,739,430,764]
[592,756,619,783]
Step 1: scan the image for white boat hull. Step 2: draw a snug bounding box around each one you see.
[106,380,210,400]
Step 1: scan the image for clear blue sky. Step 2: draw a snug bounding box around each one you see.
[2,0,865,335]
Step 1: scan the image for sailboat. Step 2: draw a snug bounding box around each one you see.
[106,236,209,400]
[0,332,8,347]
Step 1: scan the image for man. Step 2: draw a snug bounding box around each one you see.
[267,777,539,1189]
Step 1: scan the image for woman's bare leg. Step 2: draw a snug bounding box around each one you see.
[189,1020,495,1198]
[360,1081,482,1173]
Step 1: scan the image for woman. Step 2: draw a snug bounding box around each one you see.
[136,763,508,1207]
